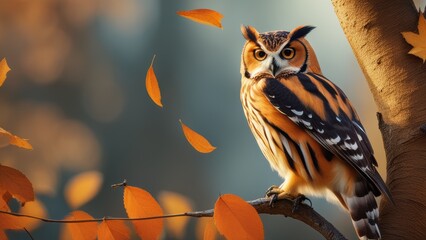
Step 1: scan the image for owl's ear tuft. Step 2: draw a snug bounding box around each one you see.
[241,25,259,42]
[288,25,315,42]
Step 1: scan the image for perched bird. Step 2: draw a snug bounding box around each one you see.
[240,25,393,239]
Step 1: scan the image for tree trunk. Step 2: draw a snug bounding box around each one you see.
[331,0,426,239]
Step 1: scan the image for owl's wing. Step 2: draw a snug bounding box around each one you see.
[262,74,392,201]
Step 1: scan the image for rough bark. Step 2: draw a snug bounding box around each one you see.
[331,0,426,239]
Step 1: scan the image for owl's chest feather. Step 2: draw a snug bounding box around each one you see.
[240,78,342,187]
[240,79,292,176]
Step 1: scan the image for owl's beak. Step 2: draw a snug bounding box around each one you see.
[269,58,279,76]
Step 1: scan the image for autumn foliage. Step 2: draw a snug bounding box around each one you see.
[402,11,426,62]
[214,194,264,240]
[0,58,35,237]
[0,9,263,239]
[145,55,163,108]
[177,9,224,29]
[1,4,422,240]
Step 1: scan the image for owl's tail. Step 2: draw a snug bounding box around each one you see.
[343,180,381,240]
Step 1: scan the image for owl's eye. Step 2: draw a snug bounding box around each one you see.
[281,47,295,59]
[254,49,267,61]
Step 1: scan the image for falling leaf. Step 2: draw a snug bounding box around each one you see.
[213,194,264,240]
[402,11,426,62]
[124,186,164,240]
[62,211,97,240]
[97,220,130,240]
[177,9,223,29]
[0,128,32,150]
[0,58,11,87]
[64,171,103,209]
[0,165,34,204]
[146,55,163,107]
[158,191,193,239]
[19,198,47,231]
[179,120,216,153]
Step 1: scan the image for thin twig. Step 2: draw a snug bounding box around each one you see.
[0,197,347,240]
[0,210,187,223]
[111,179,127,189]
[24,228,34,240]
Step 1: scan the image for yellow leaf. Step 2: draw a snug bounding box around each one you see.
[179,120,216,153]
[19,198,47,231]
[0,128,33,150]
[158,191,193,239]
[177,9,223,29]
[146,55,163,107]
[62,211,97,240]
[402,11,426,62]
[213,194,264,240]
[64,171,103,209]
[0,58,11,87]
[97,220,130,240]
[124,186,164,240]
[0,165,34,204]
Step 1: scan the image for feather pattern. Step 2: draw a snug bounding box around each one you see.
[262,73,392,201]
[240,25,392,239]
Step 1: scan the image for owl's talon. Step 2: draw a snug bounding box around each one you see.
[265,185,280,197]
[268,193,278,207]
[292,194,311,213]
[265,185,284,207]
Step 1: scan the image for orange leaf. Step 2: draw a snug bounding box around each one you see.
[62,211,97,240]
[0,213,22,230]
[179,120,216,153]
[0,58,11,87]
[0,230,7,240]
[18,198,47,231]
[203,219,218,240]
[123,186,164,240]
[0,197,23,230]
[0,165,34,204]
[195,218,218,240]
[64,171,103,209]
[177,9,223,29]
[158,191,193,239]
[97,220,130,240]
[402,11,426,62]
[146,55,163,107]
[213,194,264,240]
[0,128,32,150]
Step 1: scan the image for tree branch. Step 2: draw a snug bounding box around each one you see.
[249,198,347,240]
[332,1,426,238]
[0,197,346,240]
[420,124,426,134]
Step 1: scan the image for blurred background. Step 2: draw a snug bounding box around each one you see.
[1,0,424,239]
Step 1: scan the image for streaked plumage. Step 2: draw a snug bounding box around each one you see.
[240,25,393,239]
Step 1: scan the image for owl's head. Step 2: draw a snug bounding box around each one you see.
[240,25,321,80]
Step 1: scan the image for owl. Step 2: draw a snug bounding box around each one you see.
[240,25,393,239]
